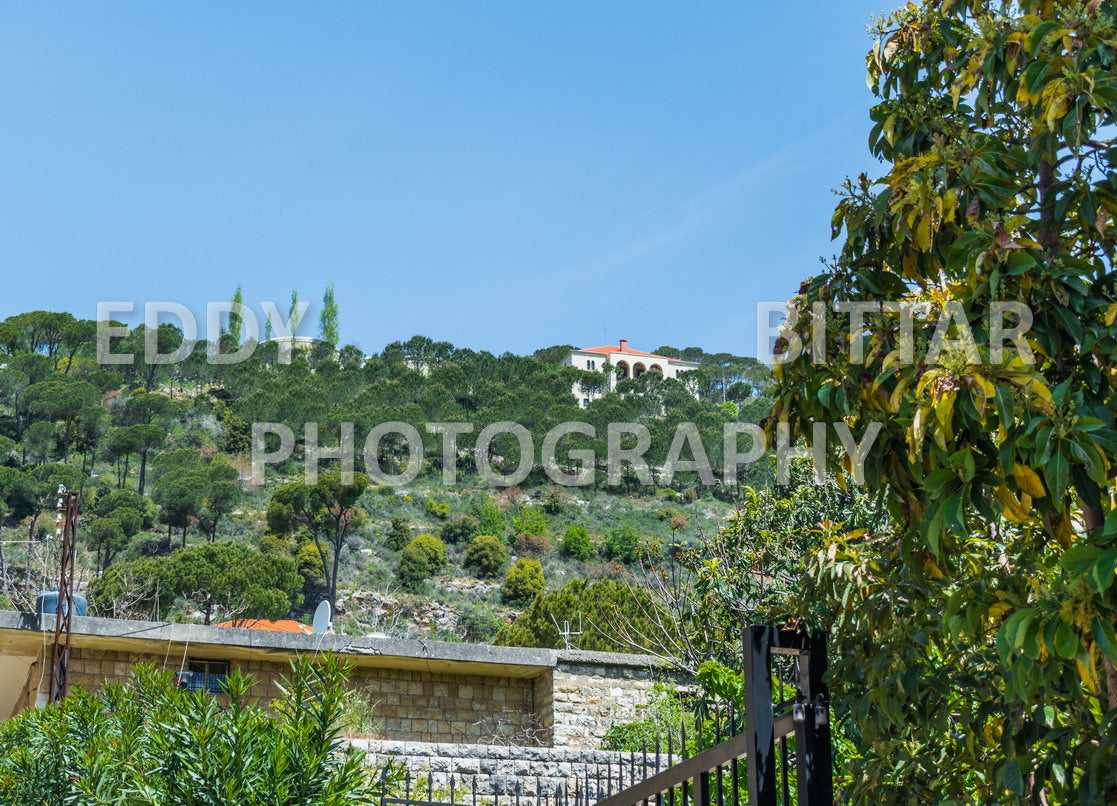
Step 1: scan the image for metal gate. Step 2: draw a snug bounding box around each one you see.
[591,626,832,806]
[376,626,833,806]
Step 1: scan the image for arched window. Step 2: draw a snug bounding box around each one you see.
[634,362,647,378]
[649,364,663,374]
[616,361,630,380]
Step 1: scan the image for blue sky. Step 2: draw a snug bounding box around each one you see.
[0,2,887,357]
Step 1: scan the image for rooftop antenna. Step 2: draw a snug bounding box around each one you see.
[311,599,332,636]
[550,613,583,650]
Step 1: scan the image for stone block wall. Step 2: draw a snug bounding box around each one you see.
[550,656,660,748]
[65,647,540,745]
[61,645,668,751]
[351,739,680,799]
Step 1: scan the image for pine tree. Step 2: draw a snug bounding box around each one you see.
[288,289,301,335]
[229,285,244,344]
[319,282,339,346]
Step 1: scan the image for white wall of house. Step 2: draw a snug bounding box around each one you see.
[562,343,700,407]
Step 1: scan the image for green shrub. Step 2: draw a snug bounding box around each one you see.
[501,558,544,607]
[510,505,549,537]
[494,578,663,652]
[458,602,506,643]
[424,498,451,520]
[602,523,642,563]
[539,485,567,515]
[0,654,376,804]
[472,497,506,538]
[385,517,411,550]
[560,525,595,560]
[398,534,446,591]
[440,515,478,545]
[601,683,695,752]
[464,535,508,579]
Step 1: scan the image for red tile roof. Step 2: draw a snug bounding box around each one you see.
[578,345,670,360]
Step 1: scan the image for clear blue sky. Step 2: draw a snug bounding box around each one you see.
[0,2,887,357]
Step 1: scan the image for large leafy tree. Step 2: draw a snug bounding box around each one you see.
[267,471,369,610]
[160,541,303,625]
[769,1,1117,801]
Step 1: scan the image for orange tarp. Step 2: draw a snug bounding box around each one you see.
[216,619,313,634]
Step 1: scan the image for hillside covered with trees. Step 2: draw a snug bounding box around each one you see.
[0,301,773,643]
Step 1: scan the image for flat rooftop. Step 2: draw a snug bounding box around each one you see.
[0,610,663,678]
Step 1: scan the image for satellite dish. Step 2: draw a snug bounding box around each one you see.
[311,600,332,635]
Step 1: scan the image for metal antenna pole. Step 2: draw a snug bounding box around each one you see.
[550,614,583,650]
[48,485,79,704]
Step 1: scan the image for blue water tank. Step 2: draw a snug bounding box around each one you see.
[35,590,88,617]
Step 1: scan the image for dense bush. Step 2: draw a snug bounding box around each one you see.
[512,533,552,556]
[495,578,664,652]
[463,534,508,579]
[89,541,303,624]
[472,497,507,538]
[384,517,411,550]
[397,534,447,592]
[510,505,549,537]
[602,524,643,563]
[560,525,595,560]
[424,498,451,520]
[0,654,376,805]
[439,515,478,545]
[501,558,545,607]
[539,485,567,515]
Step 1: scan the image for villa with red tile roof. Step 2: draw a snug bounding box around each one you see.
[562,339,700,407]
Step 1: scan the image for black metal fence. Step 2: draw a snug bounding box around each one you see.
[374,626,831,806]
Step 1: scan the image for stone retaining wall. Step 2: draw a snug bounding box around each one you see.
[351,738,681,799]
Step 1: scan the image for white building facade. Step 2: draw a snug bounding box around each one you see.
[562,338,700,407]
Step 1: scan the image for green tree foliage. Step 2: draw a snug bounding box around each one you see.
[229,284,245,344]
[267,471,369,609]
[288,289,302,334]
[463,534,508,579]
[560,524,595,560]
[495,578,662,653]
[86,518,127,573]
[510,505,549,537]
[149,450,239,545]
[167,541,301,625]
[398,534,447,592]
[472,497,507,538]
[439,515,478,545]
[533,344,577,365]
[385,516,411,550]
[602,523,644,564]
[767,2,1117,801]
[320,282,340,346]
[501,558,544,607]
[0,654,374,805]
[424,497,451,520]
[87,557,180,621]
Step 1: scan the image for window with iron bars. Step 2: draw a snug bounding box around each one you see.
[175,659,230,694]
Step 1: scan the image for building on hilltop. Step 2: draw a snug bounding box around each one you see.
[562,339,700,407]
